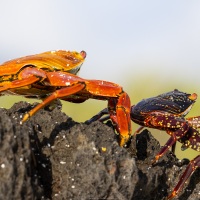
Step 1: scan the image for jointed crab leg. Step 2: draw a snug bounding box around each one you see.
[22,83,85,122]
[133,126,144,136]
[108,92,131,146]
[85,108,109,124]
[85,106,132,146]
[85,96,131,146]
[187,116,200,129]
[143,113,190,163]
[167,155,200,200]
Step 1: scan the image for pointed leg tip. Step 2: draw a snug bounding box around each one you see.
[21,113,29,123]
[151,155,160,165]
[167,191,177,200]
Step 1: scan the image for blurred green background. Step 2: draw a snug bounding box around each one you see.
[1,1,200,160]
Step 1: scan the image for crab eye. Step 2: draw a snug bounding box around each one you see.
[80,51,87,59]
[188,93,197,101]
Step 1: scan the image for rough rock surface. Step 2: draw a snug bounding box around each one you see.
[0,101,199,200]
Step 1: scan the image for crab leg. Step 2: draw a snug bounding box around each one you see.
[167,155,200,200]
[108,92,131,146]
[143,113,190,163]
[152,132,177,164]
[180,127,200,151]
[186,116,200,129]
[22,83,85,122]
[133,126,145,135]
[85,104,133,146]
[85,108,109,124]
[85,106,145,145]
[83,79,131,147]
[152,124,189,163]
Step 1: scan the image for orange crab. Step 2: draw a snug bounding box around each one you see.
[0,50,131,146]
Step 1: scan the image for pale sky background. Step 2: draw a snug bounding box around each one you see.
[1,1,200,85]
[1,1,200,158]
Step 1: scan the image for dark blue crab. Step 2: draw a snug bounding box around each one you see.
[86,89,200,199]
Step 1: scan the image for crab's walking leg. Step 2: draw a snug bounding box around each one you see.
[152,122,189,163]
[83,79,132,147]
[167,155,200,200]
[143,112,190,163]
[22,83,85,122]
[180,127,200,151]
[187,116,200,129]
[108,92,132,146]
[86,95,132,143]
[85,108,109,124]
[151,132,177,164]
[86,107,143,136]
[133,126,144,136]
[85,100,132,146]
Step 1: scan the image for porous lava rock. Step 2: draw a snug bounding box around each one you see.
[0,101,199,200]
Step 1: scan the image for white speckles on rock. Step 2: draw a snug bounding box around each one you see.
[19,157,23,162]
[1,163,5,168]
[60,161,66,164]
